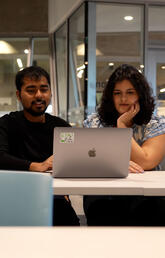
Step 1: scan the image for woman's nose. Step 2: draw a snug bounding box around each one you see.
[121,93,127,102]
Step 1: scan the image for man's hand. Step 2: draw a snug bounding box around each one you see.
[29,155,53,172]
[117,102,140,128]
[129,160,144,173]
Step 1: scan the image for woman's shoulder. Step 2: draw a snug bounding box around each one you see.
[146,114,165,130]
[133,114,165,144]
[144,114,165,140]
[83,113,103,128]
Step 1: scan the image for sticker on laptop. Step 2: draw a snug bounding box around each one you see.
[60,132,74,144]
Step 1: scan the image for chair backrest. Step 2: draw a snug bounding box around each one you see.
[0,171,53,226]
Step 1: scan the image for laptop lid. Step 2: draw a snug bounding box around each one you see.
[52,127,132,178]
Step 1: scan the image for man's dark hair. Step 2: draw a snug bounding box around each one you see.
[15,66,50,91]
[98,64,155,126]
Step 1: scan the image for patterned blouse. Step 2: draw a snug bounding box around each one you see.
[83,113,165,170]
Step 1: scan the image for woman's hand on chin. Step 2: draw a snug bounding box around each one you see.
[129,160,144,173]
[117,102,140,128]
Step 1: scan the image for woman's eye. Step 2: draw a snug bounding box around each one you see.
[127,91,134,95]
[113,92,120,95]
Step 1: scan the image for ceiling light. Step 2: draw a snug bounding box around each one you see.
[77,64,85,71]
[0,40,17,54]
[108,62,114,67]
[77,44,102,56]
[161,66,165,70]
[24,49,29,54]
[17,58,23,69]
[140,64,144,68]
[124,16,134,21]
[160,88,165,93]
[77,70,84,79]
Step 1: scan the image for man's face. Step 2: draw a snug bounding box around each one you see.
[16,76,51,116]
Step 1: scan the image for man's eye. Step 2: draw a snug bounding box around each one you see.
[27,89,35,94]
[40,88,48,93]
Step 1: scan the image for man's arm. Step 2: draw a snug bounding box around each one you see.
[29,155,53,172]
[0,151,31,171]
[0,115,54,172]
[0,115,35,171]
[0,115,31,171]
[0,151,53,172]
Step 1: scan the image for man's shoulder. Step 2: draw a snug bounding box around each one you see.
[0,111,23,123]
[45,113,70,127]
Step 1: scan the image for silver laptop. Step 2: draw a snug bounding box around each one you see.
[52,127,132,178]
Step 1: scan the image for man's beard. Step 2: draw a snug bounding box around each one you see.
[24,100,48,117]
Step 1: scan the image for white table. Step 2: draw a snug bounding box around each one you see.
[0,227,165,258]
[53,171,165,196]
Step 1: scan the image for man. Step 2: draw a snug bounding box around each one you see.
[0,66,79,226]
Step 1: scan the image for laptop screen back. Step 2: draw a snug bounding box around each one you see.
[53,127,132,178]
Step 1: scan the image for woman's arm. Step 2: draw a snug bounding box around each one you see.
[117,103,165,170]
[129,160,144,173]
[130,135,165,170]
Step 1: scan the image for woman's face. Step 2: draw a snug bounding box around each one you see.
[113,79,139,115]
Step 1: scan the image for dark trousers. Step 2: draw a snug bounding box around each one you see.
[53,196,80,226]
[84,195,165,226]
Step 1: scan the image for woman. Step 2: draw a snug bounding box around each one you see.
[83,64,165,226]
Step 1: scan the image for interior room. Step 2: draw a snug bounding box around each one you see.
[1,0,165,257]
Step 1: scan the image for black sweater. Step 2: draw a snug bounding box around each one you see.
[0,111,70,170]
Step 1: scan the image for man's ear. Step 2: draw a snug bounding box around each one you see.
[16,90,21,102]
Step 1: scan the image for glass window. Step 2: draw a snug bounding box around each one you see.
[33,37,50,73]
[33,37,51,114]
[96,3,144,106]
[54,23,67,120]
[149,6,165,47]
[148,6,165,116]
[68,4,85,127]
[0,37,50,116]
[0,38,29,116]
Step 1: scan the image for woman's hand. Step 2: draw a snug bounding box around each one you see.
[117,102,140,128]
[129,160,144,173]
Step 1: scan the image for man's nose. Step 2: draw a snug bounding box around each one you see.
[35,89,42,97]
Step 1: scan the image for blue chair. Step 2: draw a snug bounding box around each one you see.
[0,171,53,226]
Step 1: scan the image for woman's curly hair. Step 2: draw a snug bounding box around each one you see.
[98,64,155,126]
